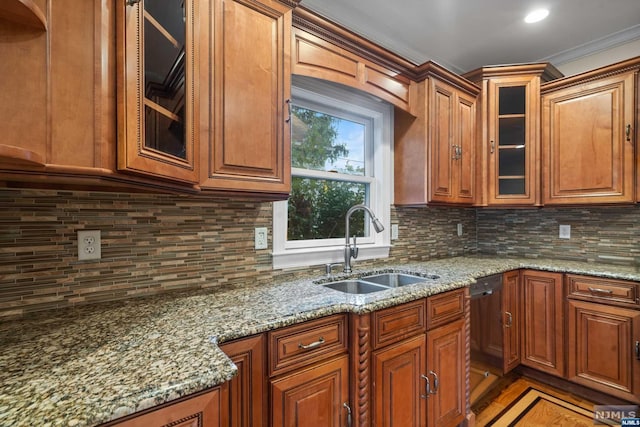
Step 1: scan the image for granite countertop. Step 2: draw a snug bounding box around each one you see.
[1,256,639,426]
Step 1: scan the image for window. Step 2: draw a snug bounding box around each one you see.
[273,76,392,269]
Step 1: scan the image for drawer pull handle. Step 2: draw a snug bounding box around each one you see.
[505,311,513,328]
[588,287,613,296]
[298,337,325,350]
[420,374,431,398]
[635,341,639,361]
[343,402,352,427]
[490,140,495,154]
[626,124,632,142]
[429,370,439,394]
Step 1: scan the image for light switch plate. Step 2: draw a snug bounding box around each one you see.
[559,224,571,239]
[391,224,399,240]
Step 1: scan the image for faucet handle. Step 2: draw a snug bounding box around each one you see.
[351,235,359,259]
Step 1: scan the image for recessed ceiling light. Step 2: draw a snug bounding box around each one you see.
[524,8,549,23]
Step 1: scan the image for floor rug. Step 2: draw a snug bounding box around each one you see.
[483,386,615,426]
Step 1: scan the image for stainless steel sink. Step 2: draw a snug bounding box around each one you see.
[362,272,431,287]
[323,280,389,294]
[322,272,440,294]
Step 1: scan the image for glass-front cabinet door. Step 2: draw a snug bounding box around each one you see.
[488,76,540,205]
[117,0,199,183]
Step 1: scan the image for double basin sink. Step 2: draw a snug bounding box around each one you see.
[322,272,440,294]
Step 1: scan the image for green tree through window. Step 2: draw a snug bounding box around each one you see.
[288,106,367,240]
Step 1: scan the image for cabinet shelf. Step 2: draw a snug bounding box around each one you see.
[0,0,47,31]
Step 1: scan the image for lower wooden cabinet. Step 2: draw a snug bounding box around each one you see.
[270,355,350,427]
[521,270,565,377]
[568,299,640,403]
[373,334,427,426]
[220,334,266,427]
[109,388,224,427]
[371,289,467,427]
[426,318,466,427]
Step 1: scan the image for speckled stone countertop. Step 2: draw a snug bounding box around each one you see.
[1,256,639,426]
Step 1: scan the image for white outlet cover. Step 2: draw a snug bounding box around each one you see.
[559,224,571,239]
[255,227,268,250]
[78,230,101,260]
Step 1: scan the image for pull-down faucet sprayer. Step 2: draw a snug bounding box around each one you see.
[343,204,384,274]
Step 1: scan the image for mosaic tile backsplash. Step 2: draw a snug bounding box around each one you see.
[476,206,640,266]
[0,189,476,317]
[3,188,639,317]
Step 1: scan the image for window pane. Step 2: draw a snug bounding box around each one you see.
[291,106,365,176]
[498,86,526,115]
[288,177,368,240]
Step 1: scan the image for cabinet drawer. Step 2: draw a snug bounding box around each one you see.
[268,314,347,376]
[372,299,426,349]
[427,288,466,330]
[566,274,639,307]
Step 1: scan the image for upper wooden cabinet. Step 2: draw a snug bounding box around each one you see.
[395,65,480,205]
[199,0,294,198]
[117,0,200,184]
[541,59,639,204]
[464,63,562,206]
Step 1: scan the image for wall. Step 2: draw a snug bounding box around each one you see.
[555,38,640,76]
[477,206,640,266]
[0,189,475,318]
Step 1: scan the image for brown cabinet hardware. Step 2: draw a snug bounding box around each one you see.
[505,311,513,328]
[420,374,431,398]
[588,287,614,296]
[298,337,325,350]
[429,370,439,395]
[343,402,352,427]
[626,124,632,141]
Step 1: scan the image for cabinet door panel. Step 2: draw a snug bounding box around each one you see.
[372,335,426,427]
[220,335,265,427]
[118,0,199,183]
[543,73,635,204]
[427,318,465,427]
[271,355,349,427]
[430,82,455,201]
[568,300,640,402]
[203,0,291,194]
[456,92,476,201]
[502,271,521,373]
[521,271,564,377]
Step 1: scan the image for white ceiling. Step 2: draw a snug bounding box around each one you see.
[300,0,640,74]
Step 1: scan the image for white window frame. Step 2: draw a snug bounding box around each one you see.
[272,76,393,270]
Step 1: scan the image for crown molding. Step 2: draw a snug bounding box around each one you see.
[539,24,640,66]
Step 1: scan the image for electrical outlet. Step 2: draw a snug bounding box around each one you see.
[78,230,101,260]
[457,223,463,237]
[391,224,399,240]
[559,224,571,239]
[255,227,268,250]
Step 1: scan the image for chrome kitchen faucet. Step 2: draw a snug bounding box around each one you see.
[343,204,384,274]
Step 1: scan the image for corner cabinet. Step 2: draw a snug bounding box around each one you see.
[117,0,200,184]
[395,64,479,206]
[199,0,294,197]
[464,64,562,206]
[541,59,639,204]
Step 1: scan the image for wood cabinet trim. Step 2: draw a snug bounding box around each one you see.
[372,299,426,350]
[268,314,348,377]
[541,56,640,93]
[0,0,47,31]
